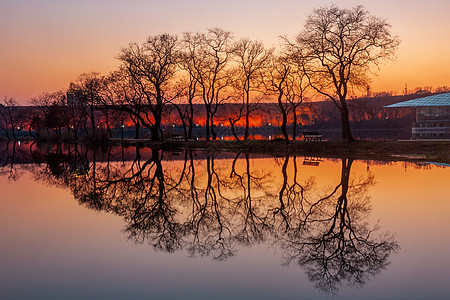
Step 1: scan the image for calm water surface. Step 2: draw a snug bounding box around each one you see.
[0,142,449,299]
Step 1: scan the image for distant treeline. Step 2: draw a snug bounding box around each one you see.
[0,92,426,141]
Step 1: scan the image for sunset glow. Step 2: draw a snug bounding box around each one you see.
[1,0,450,104]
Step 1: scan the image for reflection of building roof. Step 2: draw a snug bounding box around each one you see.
[385,93,450,107]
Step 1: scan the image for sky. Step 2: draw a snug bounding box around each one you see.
[1,0,450,104]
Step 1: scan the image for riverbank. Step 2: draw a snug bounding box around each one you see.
[2,138,449,164]
[109,139,450,164]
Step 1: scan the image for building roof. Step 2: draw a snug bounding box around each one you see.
[385,93,450,107]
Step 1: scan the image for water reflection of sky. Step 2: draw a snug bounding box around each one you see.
[0,148,449,299]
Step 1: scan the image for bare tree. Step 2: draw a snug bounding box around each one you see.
[68,72,103,138]
[0,97,21,139]
[177,51,200,140]
[102,68,144,139]
[118,34,179,141]
[31,91,67,139]
[291,5,400,141]
[233,39,273,140]
[285,52,310,140]
[65,90,88,140]
[263,55,293,142]
[182,28,234,141]
[96,77,122,139]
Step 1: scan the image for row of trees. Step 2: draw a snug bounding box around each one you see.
[2,5,400,142]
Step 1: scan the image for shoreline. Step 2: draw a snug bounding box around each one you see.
[115,139,450,164]
[2,138,449,164]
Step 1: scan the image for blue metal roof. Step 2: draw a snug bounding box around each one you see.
[385,93,450,107]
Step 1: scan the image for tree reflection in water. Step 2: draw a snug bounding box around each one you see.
[280,159,399,294]
[0,143,399,294]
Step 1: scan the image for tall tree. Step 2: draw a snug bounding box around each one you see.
[283,55,309,140]
[118,34,179,141]
[292,5,400,141]
[68,72,103,137]
[233,39,273,140]
[182,28,234,141]
[102,68,144,139]
[66,89,88,140]
[263,55,293,143]
[178,57,199,140]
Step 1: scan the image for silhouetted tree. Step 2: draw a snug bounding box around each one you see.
[177,57,199,140]
[102,68,143,139]
[280,50,310,140]
[45,104,67,139]
[290,5,400,141]
[118,34,179,141]
[263,55,292,142]
[0,97,21,139]
[65,91,88,140]
[182,28,234,140]
[233,39,273,140]
[68,72,103,138]
[30,90,67,139]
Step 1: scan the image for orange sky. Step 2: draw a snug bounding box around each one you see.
[1,0,450,104]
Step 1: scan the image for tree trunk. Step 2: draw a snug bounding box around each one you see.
[135,120,140,139]
[229,118,239,140]
[244,92,250,140]
[105,112,112,138]
[151,125,159,141]
[281,112,289,143]
[188,100,194,139]
[292,106,297,140]
[340,101,354,142]
[205,107,210,141]
[173,104,187,141]
[210,114,217,140]
[28,123,34,138]
[151,111,162,141]
[277,94,289,144]
[83,123,88,136]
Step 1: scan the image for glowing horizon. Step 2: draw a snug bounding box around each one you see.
[1,0,449,104]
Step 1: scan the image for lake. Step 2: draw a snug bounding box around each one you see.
[1,141,449,299]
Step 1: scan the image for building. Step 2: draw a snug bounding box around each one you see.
[386,93,450,139]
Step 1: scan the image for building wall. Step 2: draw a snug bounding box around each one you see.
[412,107,450,139]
